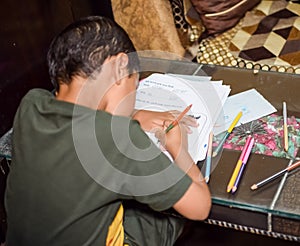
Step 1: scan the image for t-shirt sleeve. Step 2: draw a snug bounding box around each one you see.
[106,119,193,212]
[137,164,193,212]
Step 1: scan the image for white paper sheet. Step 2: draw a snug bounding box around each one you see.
[213,88,277,135]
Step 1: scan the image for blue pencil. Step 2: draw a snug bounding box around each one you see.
[204,132,213,183]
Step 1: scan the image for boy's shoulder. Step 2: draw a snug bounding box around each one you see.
[17,88,52,108]
[25,88,53,98]
[19,88,53,105]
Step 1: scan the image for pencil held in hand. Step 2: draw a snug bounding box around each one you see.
[165,104,192,133]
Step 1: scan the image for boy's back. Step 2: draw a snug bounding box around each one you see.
[6,89,192,245]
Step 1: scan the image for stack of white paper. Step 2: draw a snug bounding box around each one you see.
[135,73,231,162]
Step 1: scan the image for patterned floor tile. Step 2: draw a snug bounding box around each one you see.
[264,32,286,56]
[240,46,275,61]
[196,0,300,74]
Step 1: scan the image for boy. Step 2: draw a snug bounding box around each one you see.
[5,16,211,245]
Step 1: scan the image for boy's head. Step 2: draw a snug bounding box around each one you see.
[47,16,140,92]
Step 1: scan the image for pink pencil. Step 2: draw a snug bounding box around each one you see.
[227,135,252,193]
[232,136,255,193]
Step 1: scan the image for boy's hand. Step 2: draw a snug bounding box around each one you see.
[132,109,198,133]
[154,121,189,160]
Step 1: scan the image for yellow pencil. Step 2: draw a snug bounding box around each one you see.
[213,111,243,156]
[283,102,288,152]
[228,111,243,133]
[227,160,243,193]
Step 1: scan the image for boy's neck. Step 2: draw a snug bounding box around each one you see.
[55,77,108,110]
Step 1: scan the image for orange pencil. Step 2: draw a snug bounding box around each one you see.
[166,104,192,133]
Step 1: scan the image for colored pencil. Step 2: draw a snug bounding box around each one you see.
[227,135,252,193]
[204,131,214,183]
[231,136,254,193]
[251,160,300,190]
[283,102,288,152]
[165,104,192,133]
[213,111,243,157]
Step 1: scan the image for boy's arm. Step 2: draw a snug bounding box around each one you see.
[156,122,211,221]
[172,151,211,220]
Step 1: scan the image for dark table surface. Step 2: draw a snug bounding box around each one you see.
[139,56,300,240]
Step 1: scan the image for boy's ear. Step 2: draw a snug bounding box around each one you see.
[115,53,129,84]
[116,52,129,68]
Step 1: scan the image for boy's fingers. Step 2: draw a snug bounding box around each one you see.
[154,128,166,146]
[182,115,199,127]
[169,110,198,127]
[185,125,193,134]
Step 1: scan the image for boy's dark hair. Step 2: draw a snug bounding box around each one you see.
[47,16,140,91]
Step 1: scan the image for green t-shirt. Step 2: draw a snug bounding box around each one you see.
[5,89,192,245]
